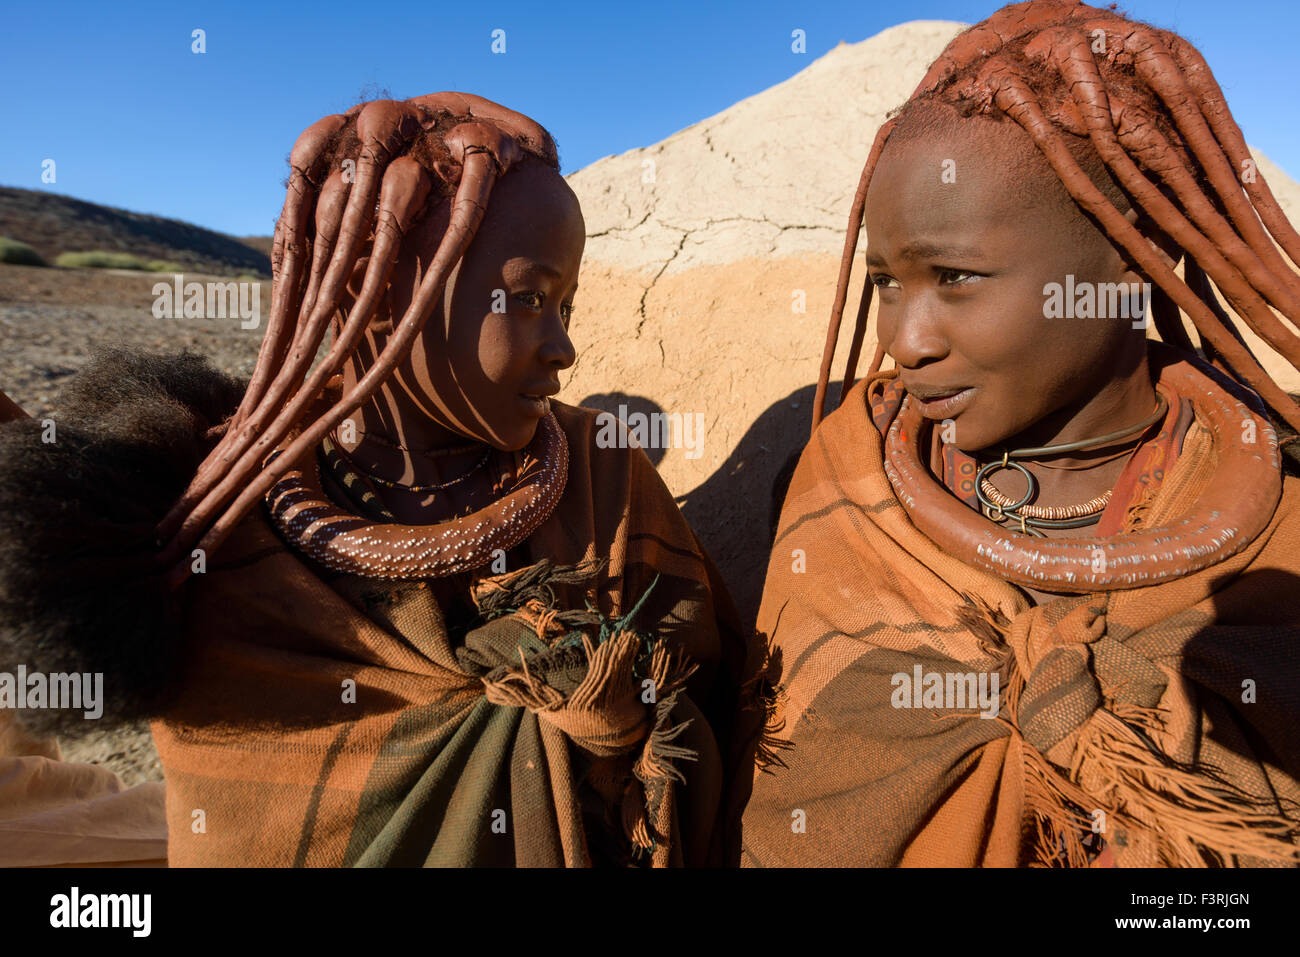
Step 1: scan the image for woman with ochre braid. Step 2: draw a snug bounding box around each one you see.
[743,1,1300,867]
[0,94,762,867]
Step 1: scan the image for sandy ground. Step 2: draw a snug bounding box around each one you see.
[0,266,268,785]
[0,267,268,420]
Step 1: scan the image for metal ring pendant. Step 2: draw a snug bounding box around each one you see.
[974,458,1036,522]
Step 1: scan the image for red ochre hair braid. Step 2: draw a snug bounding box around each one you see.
[153,94,559,588]
[814,0,1300,442]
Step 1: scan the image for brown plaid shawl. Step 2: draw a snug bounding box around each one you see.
[152,400,755,867]
[742,359,1300,867]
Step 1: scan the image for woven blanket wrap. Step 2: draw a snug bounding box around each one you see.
[741,356,1300,867]
[152,400,755,867]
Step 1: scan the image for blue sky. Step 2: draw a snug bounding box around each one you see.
[2,0,1296,236]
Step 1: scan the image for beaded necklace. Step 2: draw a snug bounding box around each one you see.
[265,412,569,580]
[975,392,1168,536]
[346,428,481,457]
[326,431,493,494]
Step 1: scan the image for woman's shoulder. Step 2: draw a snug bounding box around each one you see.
[548,398,660,477]
[539,399,714,574]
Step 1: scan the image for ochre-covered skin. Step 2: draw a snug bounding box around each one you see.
[812,0,1300,588]
[153,94,564,589]
[817,0,1300,437]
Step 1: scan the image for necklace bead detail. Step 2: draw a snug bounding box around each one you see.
[325,433,492,493]
[968,393,1167,537]
[345,428,481,458]
[979,476,1112,519]
[265,413,568,580]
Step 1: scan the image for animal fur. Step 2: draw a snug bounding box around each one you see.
[0,349,244,738]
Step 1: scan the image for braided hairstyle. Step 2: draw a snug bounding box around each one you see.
[152,94,560,588]
[814,0,1300,445]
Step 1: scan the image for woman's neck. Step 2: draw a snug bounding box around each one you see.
[1000,354,1158,463]
[977,355,1160,541]
[334,366,499,523]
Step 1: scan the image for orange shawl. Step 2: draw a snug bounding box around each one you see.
[152,400,757,866]
[742,352,1300,867]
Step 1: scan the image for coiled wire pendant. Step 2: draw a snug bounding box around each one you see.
[975,454,1110,537]
[972,393,1167,537]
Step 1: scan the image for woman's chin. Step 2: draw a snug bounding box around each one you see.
[939,415,1002,455]
[494,419,541,452]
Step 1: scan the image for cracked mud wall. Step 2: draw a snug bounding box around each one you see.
[564,255,867,623]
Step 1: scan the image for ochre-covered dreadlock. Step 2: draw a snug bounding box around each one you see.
[815,0,1300,439]
[152,93,560,588]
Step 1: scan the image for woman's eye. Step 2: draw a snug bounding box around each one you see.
[514,291,543,309]
[561,301,574,322]
[870,274,898,290]
[938,268,977,285]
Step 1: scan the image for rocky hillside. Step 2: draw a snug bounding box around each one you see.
[0,186,270,276]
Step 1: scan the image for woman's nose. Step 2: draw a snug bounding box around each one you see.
[539,312,576,370]
[883,301,948,369]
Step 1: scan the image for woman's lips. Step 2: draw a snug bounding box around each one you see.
[518,394,552,417]
[911,387,976,419]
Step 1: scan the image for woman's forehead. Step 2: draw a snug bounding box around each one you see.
[868,142,1029,232]
[865,122,1077,250]
[490,163,580,218]
[875,115,1041,194]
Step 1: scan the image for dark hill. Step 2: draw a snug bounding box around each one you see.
[0,186,271,277]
